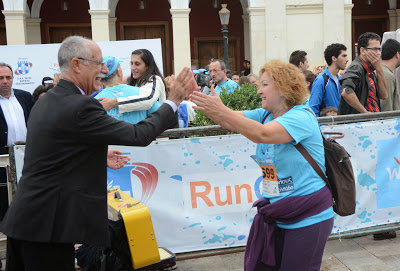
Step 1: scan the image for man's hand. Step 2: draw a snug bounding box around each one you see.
[365,50,382,70]
[107,149,131,169]
[168,67,200,106]
[98,97,118,111]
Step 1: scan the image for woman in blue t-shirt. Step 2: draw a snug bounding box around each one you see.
[191,60,334,271]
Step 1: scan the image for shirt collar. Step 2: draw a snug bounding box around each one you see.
[359,56,375,76]
[0,88,14,100]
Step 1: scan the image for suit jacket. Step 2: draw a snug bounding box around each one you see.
[0,79,177,246]
[0,88,34,154]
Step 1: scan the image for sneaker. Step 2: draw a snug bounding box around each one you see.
[373,231,397,240]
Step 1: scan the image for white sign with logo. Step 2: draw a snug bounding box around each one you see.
[0,39,163,93]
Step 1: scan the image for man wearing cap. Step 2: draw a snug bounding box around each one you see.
[95,56,161,124]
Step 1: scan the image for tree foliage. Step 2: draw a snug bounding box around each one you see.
[192,83,261,127]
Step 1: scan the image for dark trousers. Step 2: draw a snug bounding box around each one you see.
[6,237,75,271]
[255,217,334,271]
[0,168,8,222]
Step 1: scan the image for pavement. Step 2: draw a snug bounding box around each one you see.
[1,231,400,270]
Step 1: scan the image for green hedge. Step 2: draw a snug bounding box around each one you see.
[192,82,261,127]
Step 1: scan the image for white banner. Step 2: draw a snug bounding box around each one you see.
[0,39,163,94]
[13,118,400,253]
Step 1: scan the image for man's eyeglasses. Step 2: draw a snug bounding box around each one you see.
[78,57,105,67]
[209,69,222,74]
[365,47,381,52]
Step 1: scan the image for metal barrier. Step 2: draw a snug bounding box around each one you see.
[160,110,400,138]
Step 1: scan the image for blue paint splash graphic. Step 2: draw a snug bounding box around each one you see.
[191,138,201,144]
[223,159,233,167]
[170,175,182,182]
[362,140,372,151]
[204,234,236,244]
[358,170,376,190]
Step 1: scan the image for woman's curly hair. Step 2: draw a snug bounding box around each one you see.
[259,60,308,109]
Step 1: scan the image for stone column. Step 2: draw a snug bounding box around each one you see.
[344,3,354,61]
[396,9,400,30]
[26,18,41,44]
[388,10,397,31]
[89,9,110,42]
[323,0,345,48]
[265,0,286,62]
[170,8,191,74]
[109,17,117,41]
[242,14,250,61]
[2,10,27,45]
[248,7,266,76]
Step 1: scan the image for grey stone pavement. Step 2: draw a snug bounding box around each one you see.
[1,231,400,270]
[176,231,400,271]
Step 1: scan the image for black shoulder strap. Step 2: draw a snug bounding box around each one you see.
[322,73,329,93]
[261,112,271,124]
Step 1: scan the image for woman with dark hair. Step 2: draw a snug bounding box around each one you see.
[32,84,54,101]
[99,49,167,113]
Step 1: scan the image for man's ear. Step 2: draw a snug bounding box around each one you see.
[332,56,337,63]
[71,57,82,73]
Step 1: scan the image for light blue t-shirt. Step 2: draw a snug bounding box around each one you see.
[95,84,161,124]
[215,79,240,95]
[243,105,334,229]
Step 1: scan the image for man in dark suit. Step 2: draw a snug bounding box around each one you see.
[0,63,34,222]
[0,36,198,270]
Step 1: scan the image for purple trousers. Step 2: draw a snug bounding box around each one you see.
[254,217,334,271]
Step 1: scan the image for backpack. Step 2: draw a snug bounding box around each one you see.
[261,110,356,216]
[294,109,356,216]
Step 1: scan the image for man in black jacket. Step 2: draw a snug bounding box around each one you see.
[0,36,198,270]
[338,32,388,115]
[0,63,34,222]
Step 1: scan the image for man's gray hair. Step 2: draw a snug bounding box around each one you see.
[211,59,226,70]
[58,36,93,72]
[247,73,258,79]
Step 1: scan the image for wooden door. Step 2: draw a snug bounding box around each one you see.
[46,24,92,43]
[121,23,170,76]
[195,38,239,73]
[352,15,388,58]
[0,26,6,45]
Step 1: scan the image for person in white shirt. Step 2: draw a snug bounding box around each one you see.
[0,62,34,221]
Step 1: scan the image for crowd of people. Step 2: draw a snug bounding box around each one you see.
[0,30,398,270]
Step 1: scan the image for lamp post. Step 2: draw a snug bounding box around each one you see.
[219,4,230,70]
